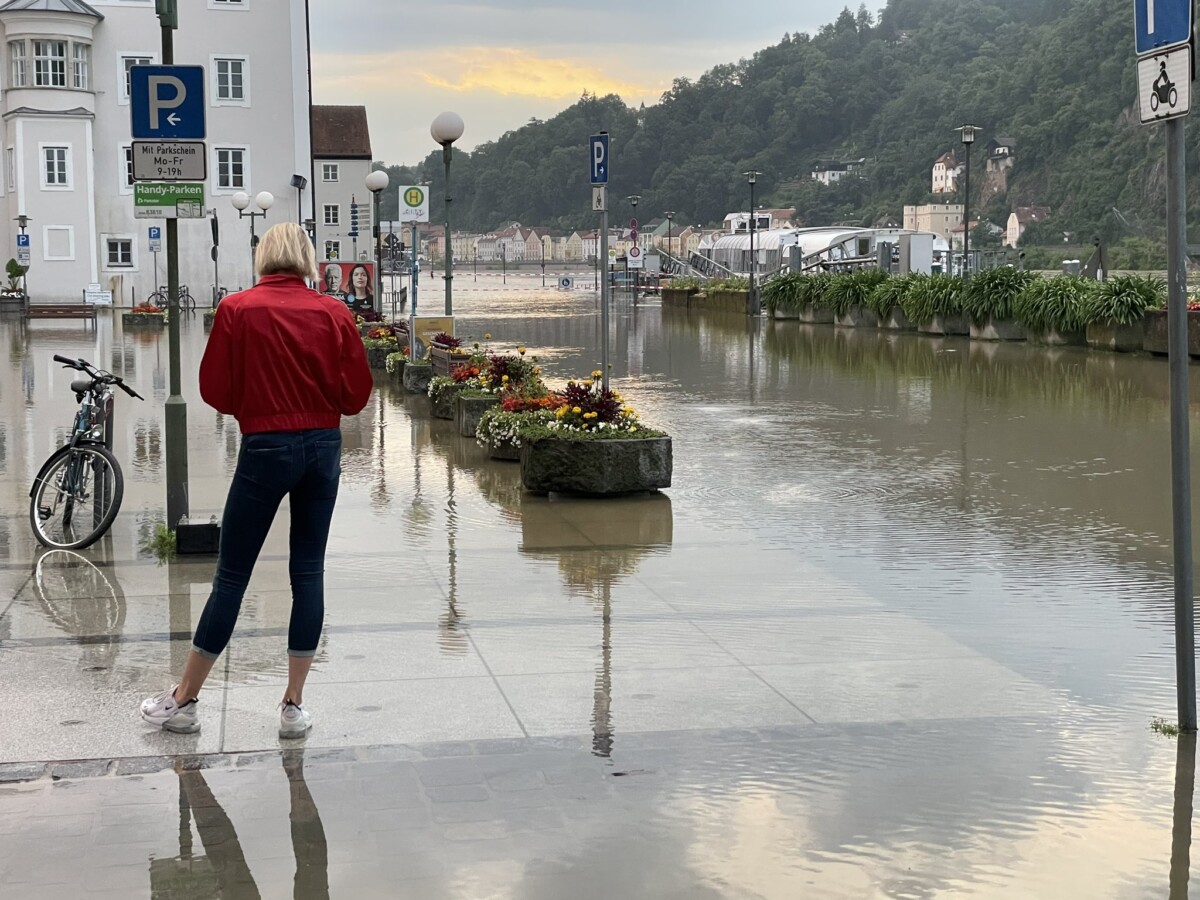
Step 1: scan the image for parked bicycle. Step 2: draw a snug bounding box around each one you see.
[29,356,143,550]
[146,284,196,311]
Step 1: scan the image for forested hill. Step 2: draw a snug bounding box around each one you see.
[379,0,1171,245]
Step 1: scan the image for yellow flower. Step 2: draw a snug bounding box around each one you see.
[518,346,526,355]
[572,406,582,414]
[501,375,509,383]
[624,407,635,415]
[484,332,492,340]
[556,406,567,418]
[631,426,639,433]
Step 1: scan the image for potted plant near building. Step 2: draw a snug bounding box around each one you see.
[1083,274,1163,352]
[430,332,471,376]
[1014,275,1090,346]
[123,303,168,328]
[828,269,888,328]
[902,274,968,335]
[963,267,1034,341]
[868,274,917,330]
[0,259,27,309]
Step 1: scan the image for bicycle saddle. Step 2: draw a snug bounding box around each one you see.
[70,377,91,393]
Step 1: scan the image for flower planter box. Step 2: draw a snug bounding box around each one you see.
[430,383,467,419]
[918,314,968,336]
[456,393,500,438]
[490,440,521,462]
[969,317,1025,342]
[521,436,672,496]
[1025,327,1086,347]
[365,345,397,369]
[430,345,471,377]
[834,305,880,328]
[1141,309,1200,356]
[387,358,406,384]
[402,361,433,394]
[1086,319,1145,353]
[662,288,697,308]
[122,313,167,329]
[880,307,915,331]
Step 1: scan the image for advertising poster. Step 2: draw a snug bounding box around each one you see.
[318,261,376,315]
[411,316,454,359]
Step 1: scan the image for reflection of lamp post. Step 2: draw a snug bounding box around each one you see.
[1171,732,1197,896]
[626,195,640,301]
[743,171,761,311]
[955,124,979,278]
[431,111,465,316]
[231,191,273,284]
[366,169,390,314]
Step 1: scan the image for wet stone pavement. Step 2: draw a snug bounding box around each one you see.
[1,277,1199,896]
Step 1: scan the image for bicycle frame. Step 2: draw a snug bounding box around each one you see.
[29,380,116,523]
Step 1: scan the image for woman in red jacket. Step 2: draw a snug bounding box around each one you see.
[142,222,373,739]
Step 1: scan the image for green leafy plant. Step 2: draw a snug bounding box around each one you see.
[1013,276,1092,334]
[867,274,917,318]
[427,374,467,406]
[143,523,176,564]
[824,269,889,317]
[667,276,700,291]
[385,352,406,374]
[5,258,27,293]
[475,407,555,450]
[900,274,964,325]
[961,267,1036,324]
[706,275,750,292]
[1152,717,1181,737]
[1082,274,1165,326]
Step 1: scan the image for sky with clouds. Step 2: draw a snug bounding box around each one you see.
[311,0,888,165]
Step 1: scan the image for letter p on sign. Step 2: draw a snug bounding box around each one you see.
[148,76,186,130]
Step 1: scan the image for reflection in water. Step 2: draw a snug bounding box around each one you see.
[33,548,126,673]
[440,450,468,656]
[151,753,328,899]
[1172,734,1196,899]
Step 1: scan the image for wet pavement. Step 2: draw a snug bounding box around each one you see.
[1,276,1199,896]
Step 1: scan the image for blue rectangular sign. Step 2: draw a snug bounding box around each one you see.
[148,226,161,241]
[130,65,206,140]
[590,134,609,185]
[16,234,29,248]
[1136,0,1193,55]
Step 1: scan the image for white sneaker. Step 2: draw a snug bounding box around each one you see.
[141,686,200,734]
[279,701,312,739]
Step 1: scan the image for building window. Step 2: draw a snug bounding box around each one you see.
[41,146,70,189]
[215,147,246,191]
[120,55,153,101]
[324,240,340,261]
[323,204,340,226]
[5,148,14,193]
[33,40,67,88]
[120,144,134,192]
[322,163,339,182]
[9,41,26,88]
[72,43,90,90]
[106,238,133,268]
[213,56,247,103]
[42,225,74,261]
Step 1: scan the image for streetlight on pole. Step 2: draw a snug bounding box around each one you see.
[231,190,273,285]
[366,169,390,315]
[743,172,761,312]
[626,195,640,300]
[13,214,30,299]
[955,124,979,278]
[664,210,675,271]
[290,174,307,226]
[431,111,465,316]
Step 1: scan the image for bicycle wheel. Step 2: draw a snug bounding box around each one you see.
[30,445,124,550]
[147,291,168,308]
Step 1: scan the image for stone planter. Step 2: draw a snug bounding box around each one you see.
[365,344,397,369]
[880,307,915,331]
[793,303,834,324]
[489,440,521,462]
[1025,327,1086,347]
[918,314,968,336]
[430,384,466,420]
[662,288,697,308]
[456,393,500,437]
[122,313,167,329]
[1142,309,1200,356]
[1087,319,1145,353]
[834,305,880,328]
[387,357,406,385]
[969,317,1026,341]
[521,436,672,496]
[403,361,433,394]
[703,289,751,314]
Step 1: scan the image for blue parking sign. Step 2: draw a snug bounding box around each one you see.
[590,134,609,185]
[130,65,206,140]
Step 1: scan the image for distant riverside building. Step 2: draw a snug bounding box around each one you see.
[1006,206,1051,247]
[903,203,964,244]
[312,106,373,263]
[931,151,963,195]
[0,0,313,301]
[811,160,864,185]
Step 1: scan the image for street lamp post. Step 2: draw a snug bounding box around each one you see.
[626,195,640,300]
[664,210,675,272]
[290,174,307,226]
[366,169,390,315]
[13,214,29,300]
[744,171,761,312]
[231,190,274,285]
[431,111,465,316]
[956,124,979,278]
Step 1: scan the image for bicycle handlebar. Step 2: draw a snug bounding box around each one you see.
[54,355,144,401]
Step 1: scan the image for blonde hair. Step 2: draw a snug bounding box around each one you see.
[255,222,318,281]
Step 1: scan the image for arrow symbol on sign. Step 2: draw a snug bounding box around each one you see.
[167,113,181,126]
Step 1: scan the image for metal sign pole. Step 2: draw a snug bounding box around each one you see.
[1167,114,1196,731]
[600,209,609,391]
[409,221,418,361]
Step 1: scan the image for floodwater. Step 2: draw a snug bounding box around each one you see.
[1,275,1199,897]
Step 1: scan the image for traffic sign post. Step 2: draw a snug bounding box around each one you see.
[1135,0,1197,732]
[15,233,30,265]
[134,182,205,219]
[132,140,206,181]
[130,65,206,140]
[591,133,611,389]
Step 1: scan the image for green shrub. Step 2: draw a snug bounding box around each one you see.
[824,269,889,317]
[900,274,963,325]
[667,276,700,291]
[762,272,804,313]
[1083,274,1165,325]
[961,267,1036,324]
[802,273,833,310]
[707,275,750,292]
[1013,276,1093,333]
[867,274,918,318]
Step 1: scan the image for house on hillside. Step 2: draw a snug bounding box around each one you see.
[812,160,865,185]
[1006,206,1051,247]
[987,138,1016,175]
[903,203,964,244]
[931,151,963,195]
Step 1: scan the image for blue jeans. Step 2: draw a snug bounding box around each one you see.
[192,429,342,659]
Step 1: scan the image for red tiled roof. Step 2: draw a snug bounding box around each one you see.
[312,106,372,160]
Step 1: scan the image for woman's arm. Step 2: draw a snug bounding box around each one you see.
[199,303,237,414]
[337,309,373,415]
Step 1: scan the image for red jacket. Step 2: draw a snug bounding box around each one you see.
[200,275,373,434]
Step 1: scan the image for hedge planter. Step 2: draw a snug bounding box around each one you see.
[1025,328,1086,347]
[1087,320,1145,353]
[490,440,521,462]
[918,314,969,336]
[403,361,433,394]
[521,436,672,496]
[1142,310,1200,356]
[880,307,915,331]
[365,345,396,369]
[834,305,880,329]
[122,313,167,329]
[969,317,1026,342]
[456,393,500,438]
[662,288,697,308]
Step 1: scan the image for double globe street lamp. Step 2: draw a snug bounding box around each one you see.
[231,190,274,284]
[366,169,390,313]
[431,111,465,316]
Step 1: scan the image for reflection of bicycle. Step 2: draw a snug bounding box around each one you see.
[29,356,143,550]
[146,284,196,311]
[1152,61,1179,111]
[34,549,126,671]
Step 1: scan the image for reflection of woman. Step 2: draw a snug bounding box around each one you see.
[344,264,374,315]
[321,265,344,298]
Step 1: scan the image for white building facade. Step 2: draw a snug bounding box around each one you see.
[0,0,312,304]
[312,105,372,264]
